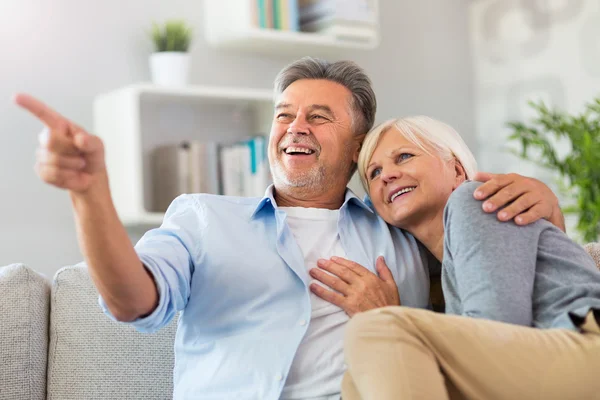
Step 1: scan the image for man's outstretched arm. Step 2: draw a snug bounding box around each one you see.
[15,93,158,322]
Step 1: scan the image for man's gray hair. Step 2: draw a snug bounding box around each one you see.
[274,57,377,136]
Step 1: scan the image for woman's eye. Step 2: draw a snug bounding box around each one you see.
[398,153,413,161]
[370,168,381,180]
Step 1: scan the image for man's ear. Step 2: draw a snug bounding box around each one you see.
[353,133,367,163]
[453,158,467,189]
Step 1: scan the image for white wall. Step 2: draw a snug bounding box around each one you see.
[468,0,600,240]
[1,0,475,277]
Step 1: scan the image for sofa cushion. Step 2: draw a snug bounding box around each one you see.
[0,264,50,400]
[584,242,600,269]
[47,264,177,400]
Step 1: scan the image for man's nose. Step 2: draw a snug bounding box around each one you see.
[288,115,310,135]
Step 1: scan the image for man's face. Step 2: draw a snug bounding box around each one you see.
[268,79,359,191]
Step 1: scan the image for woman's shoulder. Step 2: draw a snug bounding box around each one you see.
[445,181,484,212]
[443,180,497,228]
[448,180,483,204]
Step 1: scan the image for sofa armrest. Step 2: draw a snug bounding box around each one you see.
[0,264,50,400]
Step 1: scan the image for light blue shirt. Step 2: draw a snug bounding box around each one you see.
[100,186,432,399]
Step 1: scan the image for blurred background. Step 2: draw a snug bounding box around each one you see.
[2,0,599,277]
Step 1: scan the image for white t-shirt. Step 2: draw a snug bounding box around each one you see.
[279,207,348,400]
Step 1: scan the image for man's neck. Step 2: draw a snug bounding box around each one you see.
[274,185,346,210]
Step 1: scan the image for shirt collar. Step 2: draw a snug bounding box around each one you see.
[250,185,278,219]
[343,189,375,214]
[250,185,374,219]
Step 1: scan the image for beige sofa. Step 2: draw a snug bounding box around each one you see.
[0,263,177,400]
[1,243,599,399]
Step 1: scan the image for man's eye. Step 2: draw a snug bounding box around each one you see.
[277,113,293,120]
[369,168,381,180]
[398,153,413,161]
[310,115,327,120]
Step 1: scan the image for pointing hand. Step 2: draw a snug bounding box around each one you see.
[14,94,107,193]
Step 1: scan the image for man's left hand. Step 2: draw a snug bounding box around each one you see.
[473,172,566,232]
[309,256,400,317]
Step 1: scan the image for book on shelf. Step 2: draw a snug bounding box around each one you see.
[220,136,271,198]
[151,136,272,212]
[254,0,300,31]
[151,141,220,213]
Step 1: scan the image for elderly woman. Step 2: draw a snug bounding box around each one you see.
[339,116,600,399]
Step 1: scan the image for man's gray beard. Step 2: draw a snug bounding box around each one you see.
[271,161,327,189]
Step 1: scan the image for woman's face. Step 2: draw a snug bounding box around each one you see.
[365,128,465,229]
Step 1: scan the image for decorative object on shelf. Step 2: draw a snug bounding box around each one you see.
[507,98,600,242]
[149,20,193,87]
[202,0,379,56]
[299,0,378,43]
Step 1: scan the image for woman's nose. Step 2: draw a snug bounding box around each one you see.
[381,167,399,183]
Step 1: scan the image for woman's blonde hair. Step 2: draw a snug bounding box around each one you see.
[357,116,478,192]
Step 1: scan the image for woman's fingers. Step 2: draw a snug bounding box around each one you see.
[316,258,359,284]
[309,268,350,295]
[375,256,395,283]
[328,256,368,277]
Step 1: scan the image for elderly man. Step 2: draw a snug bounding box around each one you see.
[15,57,564,400]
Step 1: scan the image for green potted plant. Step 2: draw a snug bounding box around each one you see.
[507,98,600,242]
[149,20,193,86]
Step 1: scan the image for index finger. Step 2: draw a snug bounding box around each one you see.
[472,173,514,200]
[14,93,66,129]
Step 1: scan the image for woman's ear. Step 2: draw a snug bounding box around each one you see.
[453,158,467,189]
[353,133,367,163]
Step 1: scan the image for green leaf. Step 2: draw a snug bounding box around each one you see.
[149,19,193,52]
[507,98,600,241]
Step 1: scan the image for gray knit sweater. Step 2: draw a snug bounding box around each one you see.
[442,181,600,330]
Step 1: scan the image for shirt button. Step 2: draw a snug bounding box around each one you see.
[299,319,307,326]
[276,374,283,381]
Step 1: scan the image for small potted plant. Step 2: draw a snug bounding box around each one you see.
[149,20,193,87]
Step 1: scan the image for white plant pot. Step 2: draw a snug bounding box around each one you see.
[149,52,190,87]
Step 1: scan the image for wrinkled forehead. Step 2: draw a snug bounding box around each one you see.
[276,79,353,114]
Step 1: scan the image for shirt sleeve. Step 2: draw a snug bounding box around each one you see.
[443,181,539,326]
[99,194,205,333]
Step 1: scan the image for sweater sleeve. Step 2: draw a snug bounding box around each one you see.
[443,181,540,326]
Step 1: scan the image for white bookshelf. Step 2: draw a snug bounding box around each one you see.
[203,0,380,57]
[93,84,274,227]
